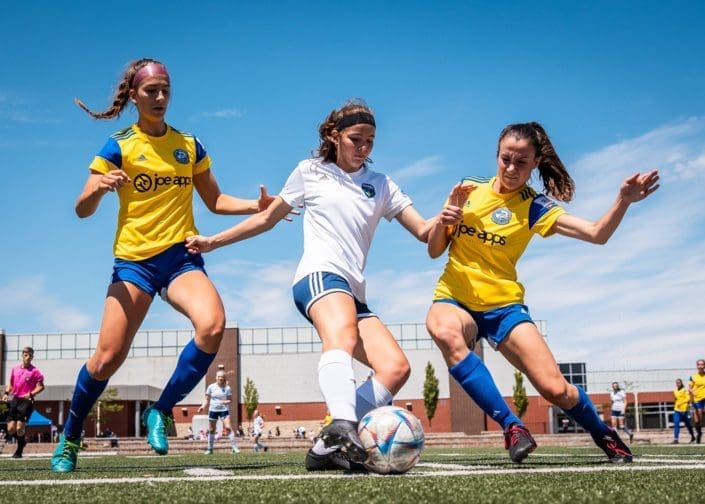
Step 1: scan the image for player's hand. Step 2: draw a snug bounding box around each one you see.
[620,169,659,203]
[98,169,130,193]
[185,235,216,254]
[438,182,476,226]
[257,185,301,222]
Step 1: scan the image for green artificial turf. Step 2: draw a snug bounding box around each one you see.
[1,446,703,503]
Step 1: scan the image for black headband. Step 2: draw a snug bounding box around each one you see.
[335,112,376,131]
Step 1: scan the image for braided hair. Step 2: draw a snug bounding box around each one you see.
[74,58,164,120]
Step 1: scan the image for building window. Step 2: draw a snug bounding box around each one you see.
[559,362,587,391]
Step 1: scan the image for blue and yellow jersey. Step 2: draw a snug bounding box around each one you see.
[89,124,211,260]
[689,372,705,402]
[674,387,691,413]
[433,176,565,311]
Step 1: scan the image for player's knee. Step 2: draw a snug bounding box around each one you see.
[195,318,225,351]
[540,381,573,407]
[374,356,410,393]
[427,321,463,354]
[89,351,126,379]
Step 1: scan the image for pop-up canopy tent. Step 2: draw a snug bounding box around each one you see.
[26,410,52,427]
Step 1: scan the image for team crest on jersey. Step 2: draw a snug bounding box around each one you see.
[361,183,376,198]
[491,207,512,225]
[173,149,190,164]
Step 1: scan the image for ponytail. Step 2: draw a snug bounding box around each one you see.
[498,122,575,202]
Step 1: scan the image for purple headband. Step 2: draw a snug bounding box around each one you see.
[131,63,169,89]
[335,112,376,131]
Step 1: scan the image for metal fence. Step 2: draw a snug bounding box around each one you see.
[3,320,548,360]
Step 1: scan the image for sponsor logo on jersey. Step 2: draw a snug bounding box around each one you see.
[491,207,512,225]
[361,183,376,198]
[452,223,507,246]
[133,172,192,192]
[173,149,190,164]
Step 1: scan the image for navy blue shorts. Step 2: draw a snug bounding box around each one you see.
[292,272,375,323]
[112,242,206,298]
[433,299,534,349]
[208,410,230,421]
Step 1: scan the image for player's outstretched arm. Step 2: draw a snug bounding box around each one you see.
[552,169,660,244]
[185,196,293,254]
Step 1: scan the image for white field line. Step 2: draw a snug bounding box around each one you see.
[2,458,705,487]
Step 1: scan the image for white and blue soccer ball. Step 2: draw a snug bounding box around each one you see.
[358,405,425,474]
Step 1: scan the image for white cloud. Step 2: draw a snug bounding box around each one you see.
[388,155,444,186]
[0,276,93,332]
[194,108,246,120]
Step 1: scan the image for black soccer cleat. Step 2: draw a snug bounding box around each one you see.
[305,447,368,472]
[592,427,633,463]
[504,423,537,463]
[306,447,350,471]
[319,419,367,463]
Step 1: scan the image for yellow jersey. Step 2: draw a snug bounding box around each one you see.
[689,372,705,402]
[674,387,691,413]
[433,176,565,311]
[89,124,211,260]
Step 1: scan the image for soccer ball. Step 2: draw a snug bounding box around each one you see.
[358,405,425,474]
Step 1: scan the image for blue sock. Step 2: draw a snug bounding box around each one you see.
[64,364,109,440]
[449,352,520,430]
[153,339,216,413]
[563,386,610,436]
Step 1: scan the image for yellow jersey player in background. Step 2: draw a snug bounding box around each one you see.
[426,121,659,464]
[688,359,705,443]
[673,378,696,444]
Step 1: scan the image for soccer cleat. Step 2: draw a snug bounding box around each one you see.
[11,452,22,459]
[591,428,633,463]
[142,406,172,455]
[51,435,84,473]
[306,447,350,471]
[204,448,213,455]
[232,446,241,454]
[305,447,368,472]
[319,419,367,463]
[671,440,679,444]
[504,423,537,463]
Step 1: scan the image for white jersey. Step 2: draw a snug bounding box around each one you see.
[279,158,413,302]
[205,383,232,413]
[610,390,627,411]
[253,415,265,436]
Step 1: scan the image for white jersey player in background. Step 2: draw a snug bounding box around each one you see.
[185,99,467,471]
[197,370,240,454]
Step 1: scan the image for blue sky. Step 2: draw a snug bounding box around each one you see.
[1,1,703,371]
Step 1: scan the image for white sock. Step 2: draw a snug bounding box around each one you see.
[228,431,237,447]
[207,431,215,450]
[318,349,357,422]
[355,377,393,419]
